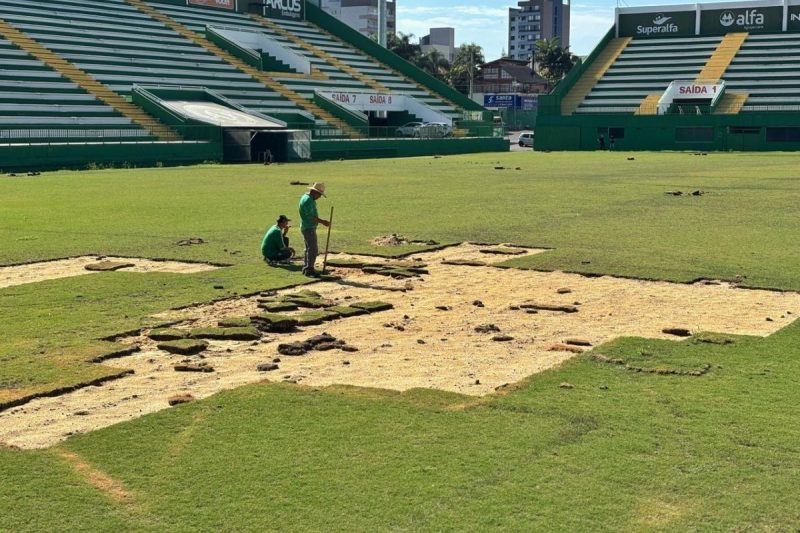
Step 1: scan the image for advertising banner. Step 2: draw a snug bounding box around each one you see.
[188,0,235,10]
[484,94,519,108]
[788,5,800,32]
[263,0,305,20]
[700,6,782,34]
[618,11,696,38]
[521,96,538,111]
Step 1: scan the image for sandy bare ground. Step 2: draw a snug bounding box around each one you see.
[1,243,799,449]
[0,256,219,289]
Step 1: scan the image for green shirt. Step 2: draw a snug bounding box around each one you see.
[299,192,319,231]
[260,224,285,259]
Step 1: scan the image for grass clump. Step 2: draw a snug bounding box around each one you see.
[294,309,340,326]
[188,327,260,341]
[351,301,394,313]
[327,305,368,318]
[156,339,209,355]
[148,328,189,341]
[217,317,252,328]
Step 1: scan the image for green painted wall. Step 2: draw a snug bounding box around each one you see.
[535,112,800,151]
[0,142,221,171]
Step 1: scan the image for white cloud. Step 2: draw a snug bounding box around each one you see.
[569,9,615,56]
[397,3,513,59]
[396,1,617,60]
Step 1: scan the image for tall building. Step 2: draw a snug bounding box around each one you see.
[508,0,570,61]
[318,0,396,40]
[420,27,456,62]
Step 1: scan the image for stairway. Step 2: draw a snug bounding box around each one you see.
[311,23,464,112]
[0,19,177,140]
[561,37,631,116]
[126,0,361,137]
[714,92,748,114]
[635,94,661,115]
[251,14,390,93]
[697,33,748,82]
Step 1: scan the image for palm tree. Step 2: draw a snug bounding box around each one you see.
[533,37,576,85]
[415,49,450,81]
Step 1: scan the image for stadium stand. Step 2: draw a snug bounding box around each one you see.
[0,0,500,170]
[536,0,800,151]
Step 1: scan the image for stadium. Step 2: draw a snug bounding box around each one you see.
[4,1,800,530]
[536,0,800,151]
[0,0,502,170]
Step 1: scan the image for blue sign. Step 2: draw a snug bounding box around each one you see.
[484,94,538,110]
[521,96,538,111]
[484,94,519,108]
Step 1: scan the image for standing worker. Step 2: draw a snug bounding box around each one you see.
[298,182,330,277]
[261,214,294,264]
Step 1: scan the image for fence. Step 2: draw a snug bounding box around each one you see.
[0,126,222,145]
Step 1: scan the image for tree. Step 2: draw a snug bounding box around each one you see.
[447,43,485,95]
[415,48,450,81]
[533,37,577,85]
[387,32,420,62]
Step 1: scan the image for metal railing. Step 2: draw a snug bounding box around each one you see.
[311,124,502,140]
[0,126,221,146]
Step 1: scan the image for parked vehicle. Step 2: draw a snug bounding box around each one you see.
[395,122,424,137]
[425,122,453,137]
[518,131,534,147]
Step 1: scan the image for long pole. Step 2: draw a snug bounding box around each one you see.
[322,206,334,273]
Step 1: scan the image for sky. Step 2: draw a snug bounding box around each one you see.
[395,0,726,60]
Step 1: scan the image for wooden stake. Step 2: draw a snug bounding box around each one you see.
[322,205,334,273]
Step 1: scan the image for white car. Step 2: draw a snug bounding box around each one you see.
[395,122,424,137]
[518,131,534,147]
[424,122,453,137]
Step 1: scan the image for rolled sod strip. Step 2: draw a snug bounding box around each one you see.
[157,339,209,356]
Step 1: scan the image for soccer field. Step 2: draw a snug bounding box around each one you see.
[2,152,800,530]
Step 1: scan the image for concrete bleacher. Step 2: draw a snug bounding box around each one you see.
[574,36,722,114]
[724,34,800,110]
[147,1,461,122]
[0,0,314,126]
[0,36,150,141]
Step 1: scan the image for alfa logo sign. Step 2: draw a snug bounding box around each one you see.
[188,0,235,10]
[263,0,304,20]
[700,6,782,34]
[617,11,695,38]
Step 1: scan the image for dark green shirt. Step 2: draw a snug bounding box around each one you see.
[299,192,318,231]
[260,224,285,259]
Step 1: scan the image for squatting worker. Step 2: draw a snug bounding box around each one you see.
[261,214,295,264]
[298,182,330,277]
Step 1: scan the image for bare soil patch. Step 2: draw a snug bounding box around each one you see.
[0,256,220,289]
[2,243,799,449]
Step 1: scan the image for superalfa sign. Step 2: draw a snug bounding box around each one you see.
[188,0,235,10]
[617,10,695,38]
[700,6,782,34]
[263,0,304,20]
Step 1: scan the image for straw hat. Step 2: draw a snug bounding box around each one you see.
[308,182,326,197]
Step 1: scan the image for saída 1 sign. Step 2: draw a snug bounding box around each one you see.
[263,0,304,20]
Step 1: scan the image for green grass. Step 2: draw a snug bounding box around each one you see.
[2,152,800,530]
